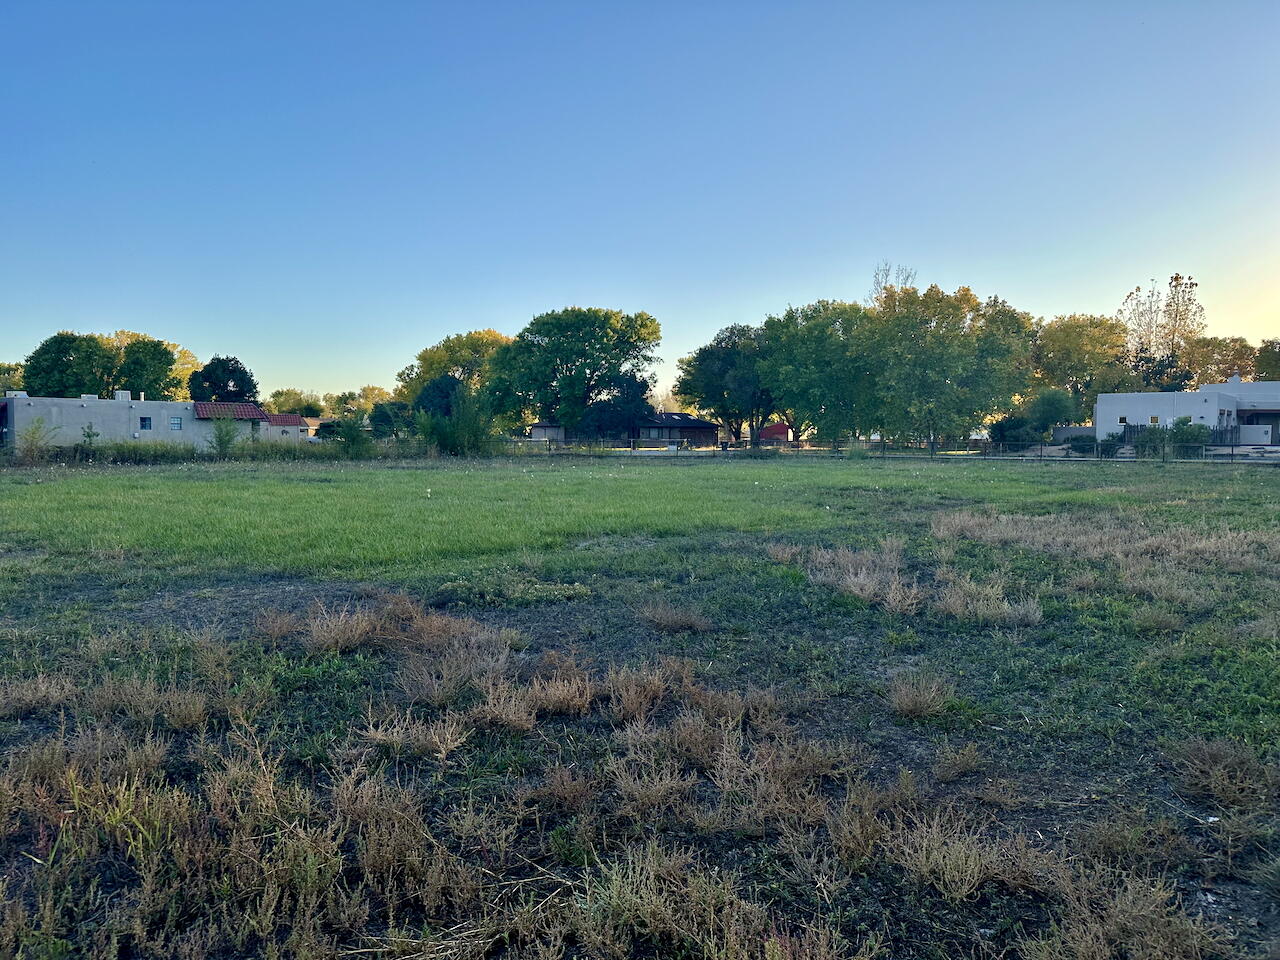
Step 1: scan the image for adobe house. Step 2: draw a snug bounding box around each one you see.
[0,391,298,450]
[1094,376,1280,445]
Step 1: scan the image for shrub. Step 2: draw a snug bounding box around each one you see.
[334,413,375,459]
[1066,434,1097,456]
[208,415,240,459]
[17,417,59,464]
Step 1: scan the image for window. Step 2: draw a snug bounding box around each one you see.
[1149,416,1160,425]
[1117,416,1127,424]
[281,429,289,436]
[170,417,183,431]
[139,417,152,430]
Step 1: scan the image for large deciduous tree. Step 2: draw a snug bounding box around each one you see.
[1182,336,1256,386]
[188,355,259,402]
[0,362,22,391]
[266,388,324,417]
[412,374,465,418]
[1117,275,1205,390]
[1034,314,1137,418]
[23,332,120,398]
[1257,339,1280,381]
[757,301,873,441]
[489,307,661,433]
[866,285,1032,442]
[107,331,199,400]
[395,329,512,402]
[115,338,180,399]
[674,324,773,441]
[576,374,655,439]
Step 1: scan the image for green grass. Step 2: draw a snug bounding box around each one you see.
[0,456,1276,956]
[3,458,1276,579]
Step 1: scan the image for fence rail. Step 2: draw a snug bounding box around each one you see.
[474,436,1280,463]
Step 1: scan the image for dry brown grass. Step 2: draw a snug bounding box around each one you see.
[397,616,513,707]
[804,541,909,608]
[0,673,77,719]
[83,675,210,730]
[931,508,1280,590]
[765,542,803,564]
[886,671,955,718]
[1019,874,1226,960]
[254,607,302,642]
[886,809,1001,902]
[1169,737,1277,810]
[471,678,536,731]
[303,600,380,652]
[933,742,981,782]
[607,664,667,721]
[932,571,1043,626]
[359,707,472,762]
[528,667,597,716]
[531,763,597,811]
[637,599,714,633]
[607,752,699,818]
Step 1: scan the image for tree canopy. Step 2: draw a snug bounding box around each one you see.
[0,362,24,392]
[675,324,774,441]
[489,307,661,432]
[107,331,199,400]
[266,388,325,417]
[1033,314,1136,418]
[23,332,119,398]
[1182,336,1256,386]
[1257,339,1280,381]
[188,356,260,403]
[115,338,180,400]
[395,330,512,403]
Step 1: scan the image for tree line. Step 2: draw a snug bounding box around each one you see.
[674,272,1279,443]
[5,332,393,420]
[8,270,1277,450]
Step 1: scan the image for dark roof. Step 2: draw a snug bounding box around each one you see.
[266,412,305,426]
[193,401,270,420]
[643,411,720,430]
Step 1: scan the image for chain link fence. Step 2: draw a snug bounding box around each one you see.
[473,436,1280,464]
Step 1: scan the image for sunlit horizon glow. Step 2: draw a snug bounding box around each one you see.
[2,1,1276,394]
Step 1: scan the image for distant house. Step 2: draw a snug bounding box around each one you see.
[527,413,719,446]
[1094,376,1280,445]
[758,422,793,443]
[637,412,720,446]
[529,421,565,441]
[265,412,306,441]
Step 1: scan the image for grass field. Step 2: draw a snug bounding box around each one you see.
[0,457,1276,958]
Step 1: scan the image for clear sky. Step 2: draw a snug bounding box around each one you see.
[3,1,1277,394]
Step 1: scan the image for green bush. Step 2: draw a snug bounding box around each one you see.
[1066,434,1097,455]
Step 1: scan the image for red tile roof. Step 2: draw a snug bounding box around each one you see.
[193,401,269,420]
[266,412,306,426]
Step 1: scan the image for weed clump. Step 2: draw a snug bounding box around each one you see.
[886,671,956,719]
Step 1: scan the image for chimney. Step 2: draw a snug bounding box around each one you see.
[114,390,131,401]
[139,392,146,401]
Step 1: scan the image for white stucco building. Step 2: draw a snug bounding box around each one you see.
[1094,376,1280,445]
[0,391,302,450]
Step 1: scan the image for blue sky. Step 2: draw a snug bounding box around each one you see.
[3,1,1277,393]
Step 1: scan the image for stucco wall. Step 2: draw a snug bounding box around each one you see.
[1094,391,1228,439]
[2,394,264,449]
